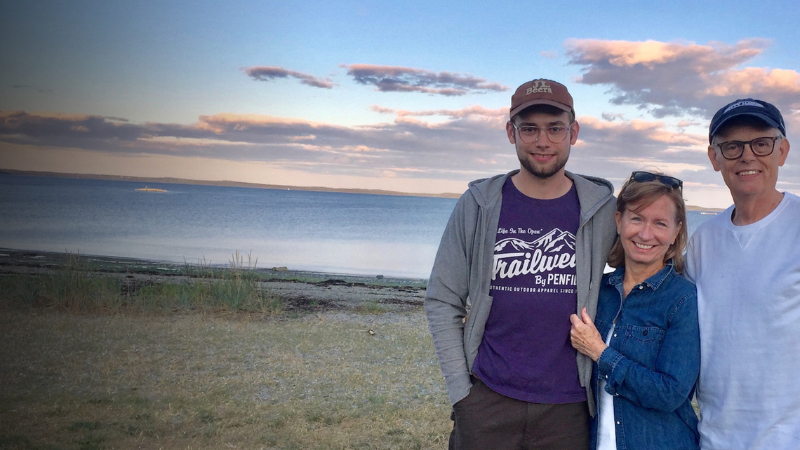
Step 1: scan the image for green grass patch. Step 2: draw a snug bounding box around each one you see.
[0,309,450,449]
[356,300,389,314]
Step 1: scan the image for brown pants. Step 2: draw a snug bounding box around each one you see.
[449,378,590,450]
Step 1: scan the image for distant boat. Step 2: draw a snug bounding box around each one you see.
[700,211,717,215]
[135,186,167,192]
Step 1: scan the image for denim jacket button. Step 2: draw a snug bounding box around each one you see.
[642,329,648,336]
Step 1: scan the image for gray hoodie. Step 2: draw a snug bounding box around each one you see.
[425,170,617,417]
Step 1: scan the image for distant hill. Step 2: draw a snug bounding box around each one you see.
[0,169,725,210]
[0,169,462,199]
[686,204,724,212]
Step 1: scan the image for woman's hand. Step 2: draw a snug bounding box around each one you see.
[570,307,607,362]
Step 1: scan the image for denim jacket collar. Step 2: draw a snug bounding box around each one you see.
[606,260,676,292]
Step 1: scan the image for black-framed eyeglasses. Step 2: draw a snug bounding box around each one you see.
[715,136,781,160]
[510,122,572,144]
[629,171,683,192]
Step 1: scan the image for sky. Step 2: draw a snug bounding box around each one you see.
[2,1,800,208]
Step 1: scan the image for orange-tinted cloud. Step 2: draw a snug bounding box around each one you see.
[565,38,800,118]
[706,68,800,96]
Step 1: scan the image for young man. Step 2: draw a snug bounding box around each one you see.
[425,79,617,449]
[686,98,800,449]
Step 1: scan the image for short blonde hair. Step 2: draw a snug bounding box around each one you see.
[607,173,688,274]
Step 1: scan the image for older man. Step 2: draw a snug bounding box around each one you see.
[686,98,800,449]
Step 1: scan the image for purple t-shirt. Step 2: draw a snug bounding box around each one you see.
[472,177,585,403]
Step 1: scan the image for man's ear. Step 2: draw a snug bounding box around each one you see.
[707,145,721,172]
[778,137,790,167]
[506,121,516,144]
[569,121,580,145]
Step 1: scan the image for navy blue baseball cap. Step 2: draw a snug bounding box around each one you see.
[709,98,786,143]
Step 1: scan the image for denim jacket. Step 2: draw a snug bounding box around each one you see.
[592,262,700,450]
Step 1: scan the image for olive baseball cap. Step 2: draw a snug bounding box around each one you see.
[510,79,574,118]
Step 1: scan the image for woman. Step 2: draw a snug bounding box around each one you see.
[570,171,699,450]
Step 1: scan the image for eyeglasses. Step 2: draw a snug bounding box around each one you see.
[629,171,683,192]
[715,136,781,160]
[510,122,572,143]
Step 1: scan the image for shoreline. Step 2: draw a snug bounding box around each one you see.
[0,248,428,314]
[0,247,427,284]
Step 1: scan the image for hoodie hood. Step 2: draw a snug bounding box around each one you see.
[467,170,614,220]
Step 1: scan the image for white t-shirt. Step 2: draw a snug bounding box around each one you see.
[685,192,800,450]
[597,324,617,450]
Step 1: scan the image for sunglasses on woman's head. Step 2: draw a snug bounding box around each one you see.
[629,171,683,192]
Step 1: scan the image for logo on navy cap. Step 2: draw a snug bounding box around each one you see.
[722,100,764,114]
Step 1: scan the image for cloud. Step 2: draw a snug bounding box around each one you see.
[11,84,53,94]
[371,105,504,118]
[243,66,334,89]
[394,105,506,119]
[0,107,709,183]
[601,112,625,122]
[4,106,798,205]
[0,109,513,181]
[578,116,706,155]
[0,111,163,142]
[565,38,800,119]
[344,64,507,96]
[370,106,396,115]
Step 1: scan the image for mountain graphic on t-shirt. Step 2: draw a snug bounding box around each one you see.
[495,228,576,254]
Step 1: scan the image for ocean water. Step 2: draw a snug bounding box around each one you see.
[0,174,719,279]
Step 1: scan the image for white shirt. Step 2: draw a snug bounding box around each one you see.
[685,192,800,450]
[597,324,617,450]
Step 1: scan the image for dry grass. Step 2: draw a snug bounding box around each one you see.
[0,252,286,315]
[0,306,451,449]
